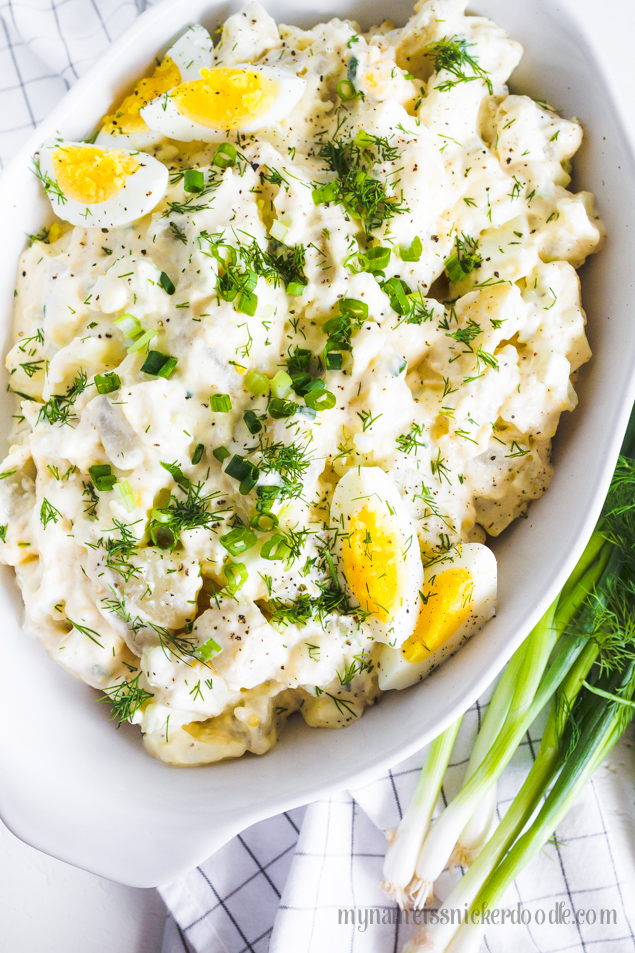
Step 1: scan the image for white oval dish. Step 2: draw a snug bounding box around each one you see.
[1,0,634,888]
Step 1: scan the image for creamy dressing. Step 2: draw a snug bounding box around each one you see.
[0,0,602,764]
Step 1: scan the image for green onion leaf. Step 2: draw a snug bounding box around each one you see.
[223,560,248,595]
[141,349,176,376]
[305,387,336,411]
[195,636,222,662]
[237,290,258,316]
[129,329,157,354]
[213,446,230,463]
[159,271,176,295]
[220,525,258,556]
[365,246,391,272]
[269,397,298,419]
[400,236,423,262]
[113,480,136,511]
[244,410,263,434]
[114,313,142,339]
[339,297,369,320]
[244,370,269,396]
[210,393,232,412]
[261,534,291,561]
[183,169,205,193]
[270,370,293,398]
[89,464,116,491]
[337,79,358,101]
[160,460,190,490]
[191,443,204,465]
[312,181,340,205]
[324,350,344,370]
[212,143,237,169]
[94,372,121,395]
[250,510,279,532]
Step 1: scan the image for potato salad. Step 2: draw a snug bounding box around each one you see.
[0,0,603,764]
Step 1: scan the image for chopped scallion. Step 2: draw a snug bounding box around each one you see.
[94,372,120,394]
[88,464,116,491]
[220,525,258,556]
[244,370,269,396]
[210,393,232,412]
[159,271,175,295]
[183,169,204,193]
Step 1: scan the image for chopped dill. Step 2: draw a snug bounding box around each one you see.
[426,35,493,95]
[101,673,153,725]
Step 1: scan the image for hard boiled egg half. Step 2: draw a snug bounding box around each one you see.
[330,466,424,647]
[140,64,306,142]
[36,140,168,228]
[97,24,216,149]
[376,543,497,690]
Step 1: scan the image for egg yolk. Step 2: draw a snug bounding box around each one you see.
[403,568,474,663]
[341,505,404,622]
[51,146,140,204]
[171,68,277,129]
[101,56,181,135]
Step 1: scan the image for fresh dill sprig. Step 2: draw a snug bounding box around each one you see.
[396,422,427,455]
[40,497,62,528]
[445,233,483,284]
[426,35,494,95]
[32,156,67,204]
[37,369,88,426]
[87,519,141,582]
[314,130,408,237]
[253,437,313,501]
[101,673,153,725]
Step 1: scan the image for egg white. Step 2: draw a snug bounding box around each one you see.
[140,64,306,142]
[37,140,169,229]
[96,24,215,150]
[330,466,424,647]
[376,543,497,690]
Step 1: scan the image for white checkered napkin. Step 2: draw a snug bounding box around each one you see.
[159,692,635,953]
[0,0,153,168]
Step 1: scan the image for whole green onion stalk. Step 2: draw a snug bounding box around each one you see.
[390,428,635,952]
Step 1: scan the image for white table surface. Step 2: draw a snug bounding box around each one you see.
[2,1,635,950]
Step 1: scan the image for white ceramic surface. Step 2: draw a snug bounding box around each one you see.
[1,0,634,890]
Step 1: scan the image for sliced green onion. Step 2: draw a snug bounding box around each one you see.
[113,479,136,512]
[337,79,357,101]
[365,246,391,272]
[94,372,120,394]
[445,254,466,285]
[382,276,410,314]
[399,235,423,262]
[220,525,258,556]
[160,460,190,490]
[224,560,248,595]
[339,297,368,320]
[88,464,116,491]
[149,520,176,550]
[210,393,232,412]
[256,485,279,512]
[225,455,252,482]
[243,410,263,434]
[159,271,175,295]
[114,313,141,339]
[129,329,157,354]
[312,181,339,205]
[286,280,306,296]
[237,290,258,316]
[212,143,237,169]
[269,220,288,243]
[269,397,298,419]
[183,169,204,193]
[141,349,177,377]
[261,533,291,561]
[324,350,344,370]
[305,387,336,411]
[195,636,222,662]
[250,510,279,532]
[244,370,269,396]
[239,470,259,495]
[354,129,375,149]
[213,446,230,463]
[270,370,293,398]
[191,443,204,465]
